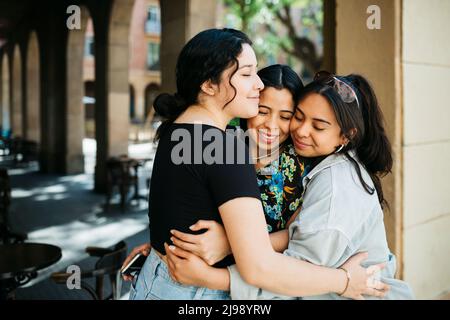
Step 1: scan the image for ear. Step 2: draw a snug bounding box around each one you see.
[340,128,357,145]
[200,79,217,96]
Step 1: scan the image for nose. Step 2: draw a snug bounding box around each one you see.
[292,120,310,138]
[255,74,264,91]
[263,115,279,132]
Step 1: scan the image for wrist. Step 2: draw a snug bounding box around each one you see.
[337,267,351,296]
[206,268,229,291]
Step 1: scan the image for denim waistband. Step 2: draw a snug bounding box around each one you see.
[144,249,230,299]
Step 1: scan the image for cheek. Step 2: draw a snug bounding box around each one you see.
[247,115,266,130]
[315,132,339,150]
[247,116,258,129]
[289,119,299,134]
[279,121,290,138]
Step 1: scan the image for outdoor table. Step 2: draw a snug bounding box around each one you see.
[116,156,152,202]
[129,157,153,202]
[0,242,62,300]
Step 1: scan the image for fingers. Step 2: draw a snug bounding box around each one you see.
[122,274,133,281]
[170,229,198,244]
[362,287,386,299]
[122,243,151,268]
[165,243,181,269]
[134,243,151,255]
[165,250,178,281]
[369,280,390,292]
[165,242,191,259]
[170,235,198,254]
[189,220,215,231]
[366,265,379,275]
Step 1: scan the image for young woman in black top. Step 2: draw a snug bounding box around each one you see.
[128,28,387,300]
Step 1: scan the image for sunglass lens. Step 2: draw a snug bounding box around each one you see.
[334,80,355,104]
[314,70,332,82]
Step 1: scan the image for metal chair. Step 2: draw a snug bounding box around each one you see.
[105,156,139,211]
[51,241,127,300]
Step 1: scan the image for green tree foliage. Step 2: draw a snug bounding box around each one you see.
[222,0,323,76]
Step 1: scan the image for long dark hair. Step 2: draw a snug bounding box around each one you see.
[153,28,252,140]
[298,74,393,208]
[239,64,304,142]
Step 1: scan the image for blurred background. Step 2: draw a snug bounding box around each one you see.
[0,0,448,300]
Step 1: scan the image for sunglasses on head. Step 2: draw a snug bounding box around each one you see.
[314,71,360,109]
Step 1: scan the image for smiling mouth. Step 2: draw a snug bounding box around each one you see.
[259,132,279,144]
[293,138,311,149]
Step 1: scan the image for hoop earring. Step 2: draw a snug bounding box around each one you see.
[335,144,345,153]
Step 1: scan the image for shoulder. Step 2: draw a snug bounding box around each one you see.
[303,154,380,237]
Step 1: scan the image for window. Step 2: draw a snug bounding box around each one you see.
[84,36,94,57]
[145,5,161,34]
[147,42,160,71]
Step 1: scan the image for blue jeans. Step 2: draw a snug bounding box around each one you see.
[129,249,230,300]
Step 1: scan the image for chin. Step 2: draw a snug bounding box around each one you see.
[295,149,315,158]
[241,108,259,119]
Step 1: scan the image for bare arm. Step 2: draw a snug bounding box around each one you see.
[269,229,289,253]
[219,197,347,297]
[170,219,290,262]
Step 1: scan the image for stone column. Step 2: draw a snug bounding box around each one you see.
[26,31,41,144]
[94,0,134,192]
[65,6,90,174]
[12,45,23,137]
[160,0,217,93]
[38,1,69,174]
[1,53,11,135]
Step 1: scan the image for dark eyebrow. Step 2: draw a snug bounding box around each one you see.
[295,107,331,125]
[313,118,332,126]
[238,64,254,70]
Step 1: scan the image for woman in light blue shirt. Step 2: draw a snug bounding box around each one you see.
[165,71,414,299]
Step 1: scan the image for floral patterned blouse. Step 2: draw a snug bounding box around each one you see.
[256,143,309,233]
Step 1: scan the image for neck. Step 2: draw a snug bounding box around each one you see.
[183,104,232,130]
[253,143,284,169]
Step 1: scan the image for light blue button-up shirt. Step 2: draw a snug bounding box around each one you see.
[228,151,414,300]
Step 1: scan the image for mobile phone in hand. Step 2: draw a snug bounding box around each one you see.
[121,253,147,276]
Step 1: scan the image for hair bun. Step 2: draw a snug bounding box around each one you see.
[153,93,186,119]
